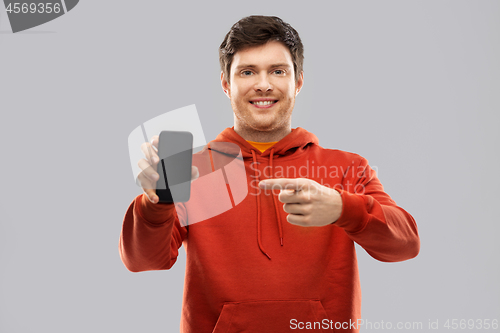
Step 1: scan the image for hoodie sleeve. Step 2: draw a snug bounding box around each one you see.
[119,194,187,272]
[333,157,420,262]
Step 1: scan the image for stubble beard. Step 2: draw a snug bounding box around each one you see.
[231,96,295,134]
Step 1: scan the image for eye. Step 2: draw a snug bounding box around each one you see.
[273,69,285,75]
[241,70,253,76]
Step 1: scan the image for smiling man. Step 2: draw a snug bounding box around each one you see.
[222,40,303,141]
[120,15,420,333]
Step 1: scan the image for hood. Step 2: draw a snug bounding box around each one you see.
[204,127,319,260]
[211,127,319,159]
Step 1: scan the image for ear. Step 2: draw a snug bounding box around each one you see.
[221,71,231,99]
[295,71,304,96]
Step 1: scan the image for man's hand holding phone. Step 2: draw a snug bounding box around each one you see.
[137,134,198,204]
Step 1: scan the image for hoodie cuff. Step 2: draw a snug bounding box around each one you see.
[136,194,176,225]
[333,189,370,234]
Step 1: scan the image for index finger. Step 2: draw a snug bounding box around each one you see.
[141,142,159,165]
[258,178,307,191]
[150,135,159,150]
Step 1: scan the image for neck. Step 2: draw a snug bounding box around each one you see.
[234,124,291,142]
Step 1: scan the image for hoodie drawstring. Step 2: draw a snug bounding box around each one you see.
[251,150,271,260]
[269,148,284,246]
[252,148,285,260]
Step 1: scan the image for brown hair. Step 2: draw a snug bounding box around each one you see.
[219,15,304,83]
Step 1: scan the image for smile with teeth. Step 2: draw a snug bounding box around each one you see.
[250,100,277,106]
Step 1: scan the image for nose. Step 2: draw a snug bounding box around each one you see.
[254,73,273,92]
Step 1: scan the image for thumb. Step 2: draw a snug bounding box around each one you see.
[191,166,199,182]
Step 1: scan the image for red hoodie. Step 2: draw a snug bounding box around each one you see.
[119,127,420,332]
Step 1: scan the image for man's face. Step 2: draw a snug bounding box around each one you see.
[221,41,304,134]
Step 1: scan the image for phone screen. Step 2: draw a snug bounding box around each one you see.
[156,131,193,203]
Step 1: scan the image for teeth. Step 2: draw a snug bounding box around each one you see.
[252,101,275,106]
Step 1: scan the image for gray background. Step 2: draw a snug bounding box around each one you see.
[1,0,498,332]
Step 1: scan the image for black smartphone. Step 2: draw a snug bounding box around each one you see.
[156,131,193,203]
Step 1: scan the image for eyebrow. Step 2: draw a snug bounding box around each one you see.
[235,63,292,70]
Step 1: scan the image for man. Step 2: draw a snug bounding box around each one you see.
[120,15,420,332]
